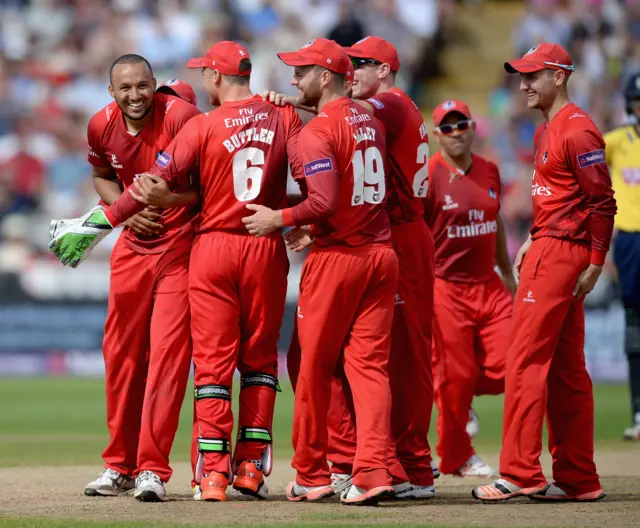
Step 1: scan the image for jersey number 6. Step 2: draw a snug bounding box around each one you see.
[233,147,264,202]
[351,146,386,206]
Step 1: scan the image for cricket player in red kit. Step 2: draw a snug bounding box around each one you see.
[90,41,303,502]
[267,37,436,498]
[243,38,397,506]
[473,44,615,502]
[52,55,201,501]
[425,100,514,479]
[334,36,435,498]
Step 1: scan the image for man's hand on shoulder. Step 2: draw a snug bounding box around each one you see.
[262,91,318,114]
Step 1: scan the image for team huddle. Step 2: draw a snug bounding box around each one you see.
[49,37,616,506]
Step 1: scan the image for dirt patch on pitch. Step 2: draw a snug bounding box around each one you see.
[0,451,638,527]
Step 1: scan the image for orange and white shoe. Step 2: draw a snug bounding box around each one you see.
[455,455,498,478]
[472,478,546,502]
[341,484,394,506]
[200,472,228,502]
[529,483,605,502]
[233,461,268,500]
[286,481,334,502]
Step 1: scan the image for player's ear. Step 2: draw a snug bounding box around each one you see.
[378,63,391,80]
[152,77,157,91]
[108,84,115,100]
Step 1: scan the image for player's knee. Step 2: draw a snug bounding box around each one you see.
[626,308,640,358]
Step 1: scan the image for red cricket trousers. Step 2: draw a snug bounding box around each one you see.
[432,273,509,474]
[291,222,436,486]
[499,237,601,495]
[292,244,398,490]
[386,220,435,486]
[102,234,192,482]
[190,231,288,478]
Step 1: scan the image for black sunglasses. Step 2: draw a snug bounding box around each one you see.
[350,58,382,69]
[435,119,474,135]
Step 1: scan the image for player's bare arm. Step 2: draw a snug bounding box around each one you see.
[92,165,161,237]
[495,214,517,294]
[92,165,122,205]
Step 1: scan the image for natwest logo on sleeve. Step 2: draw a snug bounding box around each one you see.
[304,158,333,176]
[155,151,172,169]
[577,149,605,169]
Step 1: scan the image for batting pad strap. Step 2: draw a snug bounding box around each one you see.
[238,427,272,443]
[241,373,281,392]
[198,438,230,453]
[195,384,231,401]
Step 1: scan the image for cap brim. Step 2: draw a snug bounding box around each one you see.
[434,110,472,126]
[343,47,370,59]
[277,51,314,67]
[504,59,543,74]
[156,86,178,96]
[187,57,206,69]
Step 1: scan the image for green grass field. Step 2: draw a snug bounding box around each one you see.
[0,378,634,468]
[0,379,637,528]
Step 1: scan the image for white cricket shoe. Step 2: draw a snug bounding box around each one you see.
[455,455,498,478]
[430,459,441,479]
[623,412,640,440]
[84,468,134,497]
[392,481,436,500]
[466,408,480,438]
[330,473,353,494]
[134,470,166,502]
[193,485,202,501]
[341,484,393,506]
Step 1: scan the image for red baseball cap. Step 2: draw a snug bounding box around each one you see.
[432,99,472,126]
[156,79,197,106]
[278,38,352,76]
[344,36,400,72]
[187,41,251,76]
[504,43,574,75]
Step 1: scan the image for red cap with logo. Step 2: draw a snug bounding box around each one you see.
[278,38,352,77]
[187,41,251,76]
[432,99,472,126]
[156,79,197,106]
[504,43,574,75]
[344,36,400,72]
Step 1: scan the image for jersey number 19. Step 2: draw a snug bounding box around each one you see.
[351,146,385,206]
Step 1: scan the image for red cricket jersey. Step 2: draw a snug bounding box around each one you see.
[425,152,501,282]
[281,97,391,247]
[366,87,430,225]
[530,103,616,265]
[87,93,200,253]
[142,95,303,233]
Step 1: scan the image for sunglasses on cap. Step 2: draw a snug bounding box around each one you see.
[351,58,382,69]
[435,119,474,135]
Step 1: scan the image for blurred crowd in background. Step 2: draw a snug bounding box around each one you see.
[0,0,638,308]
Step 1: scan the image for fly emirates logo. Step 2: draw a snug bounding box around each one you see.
[447,209,497,239]
[224,107,269,128]
[531,170,552,196]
